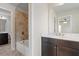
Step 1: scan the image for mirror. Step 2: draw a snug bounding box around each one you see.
[0,15,10,33]
[52,3,79,34]
[0,19,6,32]
[0,8,11,33]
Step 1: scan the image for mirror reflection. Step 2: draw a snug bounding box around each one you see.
[51,3,79,33]
[0,8,11,33]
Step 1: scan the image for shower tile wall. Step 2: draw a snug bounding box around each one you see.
[15,10,28,41]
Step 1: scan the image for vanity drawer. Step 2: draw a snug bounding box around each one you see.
[42,37,57,45]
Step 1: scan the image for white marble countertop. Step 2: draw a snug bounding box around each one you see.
[41,33,79,42]
[0,32,8,33]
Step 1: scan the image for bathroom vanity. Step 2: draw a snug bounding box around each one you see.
[0,33,8,45]
[41,3,79,56]
[41,34,79,56]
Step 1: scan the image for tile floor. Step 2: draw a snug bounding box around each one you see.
[0,43,23,56]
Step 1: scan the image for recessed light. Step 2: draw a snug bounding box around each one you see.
[63,21,67,24]
[55,3,64,6]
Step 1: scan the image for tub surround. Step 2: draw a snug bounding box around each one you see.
[15,10,28,41]
[16,40,29,56]
[15,8,29,56]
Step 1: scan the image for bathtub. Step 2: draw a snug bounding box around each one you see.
[16,40,29,56]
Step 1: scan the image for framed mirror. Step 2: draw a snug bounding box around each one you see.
[49,3,79,34]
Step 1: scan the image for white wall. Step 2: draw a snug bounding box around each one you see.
[30,3,49,56]
[48,4,56,33]
[57,8,79,33]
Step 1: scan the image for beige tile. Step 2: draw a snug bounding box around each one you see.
[0,43,23,56]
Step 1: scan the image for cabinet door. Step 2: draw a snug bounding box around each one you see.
[57,46,79,56]
[57,40,79,56]
[42,37,48,56]
[42,37,57,56]
[47,44,57,56]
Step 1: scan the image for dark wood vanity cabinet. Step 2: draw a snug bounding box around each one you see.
[42,37,79,56]
[42,37,57,56]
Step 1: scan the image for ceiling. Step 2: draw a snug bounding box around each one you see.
[52,3,79,13]
[9,3,28,12]
[0,8,11,18]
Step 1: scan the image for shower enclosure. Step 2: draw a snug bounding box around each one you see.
[15,3,29,55]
